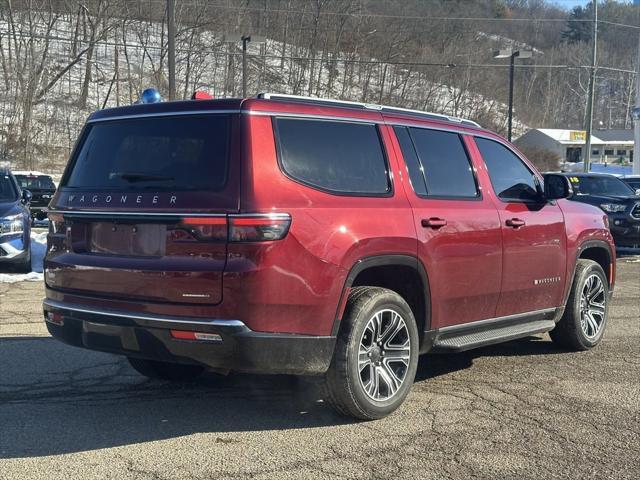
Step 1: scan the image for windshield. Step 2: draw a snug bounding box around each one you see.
[64,115,230,191]
[15,175,55,190]
[573,176,635,196]
[0,174,18,201]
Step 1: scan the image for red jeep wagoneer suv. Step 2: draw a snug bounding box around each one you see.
[44,93,615,419]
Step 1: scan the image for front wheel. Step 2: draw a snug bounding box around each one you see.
[325,287,419,420]
[127,357,204,382]
[550,259,610,351]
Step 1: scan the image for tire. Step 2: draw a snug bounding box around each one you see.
[550,259,609,351]
[324,286,420,420]
[127,357,204,382]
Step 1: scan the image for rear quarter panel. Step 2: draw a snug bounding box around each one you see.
[234,112,417,335]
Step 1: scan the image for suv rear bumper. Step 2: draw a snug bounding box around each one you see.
[43,299,335,375]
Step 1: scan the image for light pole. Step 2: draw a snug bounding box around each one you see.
[167,0,176,100]
[633,33,640,175]
[223,35,265,97]
[633,107,640,175]
[494,48,532,142]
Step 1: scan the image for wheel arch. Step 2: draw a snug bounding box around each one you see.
[565,240,615,305]
[331,255,431,344]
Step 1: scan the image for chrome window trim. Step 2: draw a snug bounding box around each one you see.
[48,210,291,220]
[43,298,247,328]
[86,109,241,123]
[48,209,227,218]
[386,120,467,135]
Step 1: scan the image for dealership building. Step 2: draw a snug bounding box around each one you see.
[515,128,634,164]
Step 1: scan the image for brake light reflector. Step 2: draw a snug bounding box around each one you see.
[180,216,227,241]
[228,214,291,242]
[182,217,226,225]
[170,330,222,342]
[45,312,64,326]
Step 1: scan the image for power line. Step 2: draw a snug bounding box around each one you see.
[0,28,635,75]
[141,0,640,30]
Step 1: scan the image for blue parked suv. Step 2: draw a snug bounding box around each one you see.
[559,173,640,249]
[0,168,32,272]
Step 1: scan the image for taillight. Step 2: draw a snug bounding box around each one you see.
[228,214,291,242]
[180,216,227,242]
[47,213,69,253]
[179,214,291,242]
[48,213,67,235]
[170,330,222,342]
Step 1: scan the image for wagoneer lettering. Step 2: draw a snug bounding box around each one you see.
[44,93,616,420]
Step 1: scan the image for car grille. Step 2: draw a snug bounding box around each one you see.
[632,203,640,220]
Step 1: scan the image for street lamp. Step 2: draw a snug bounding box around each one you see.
[494,48,532,142]
[633,107,640,174]
[223,34,266,97]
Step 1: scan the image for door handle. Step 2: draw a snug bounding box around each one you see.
[506,218,526,228]
[421,217,447,229]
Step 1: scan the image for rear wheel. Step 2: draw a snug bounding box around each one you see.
[325,287,419,420]
[550,259,609,351]
[127,357,204,382]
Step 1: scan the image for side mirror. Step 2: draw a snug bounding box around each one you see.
[635,188,640,197]
[544,174,573,200]
[22,189,32,204]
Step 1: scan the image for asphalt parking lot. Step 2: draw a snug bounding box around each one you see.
[0,255,638,480]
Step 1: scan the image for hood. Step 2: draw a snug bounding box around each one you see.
[573,194,639,204]
[0,200,21,218]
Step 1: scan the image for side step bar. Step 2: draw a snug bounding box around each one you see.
[429,308,562,353]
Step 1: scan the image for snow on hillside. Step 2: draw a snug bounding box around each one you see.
[0,14,524,171]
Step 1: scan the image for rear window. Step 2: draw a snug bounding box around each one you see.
[64,115,230,191]
[274,118,390,195]
[15,175,55,190]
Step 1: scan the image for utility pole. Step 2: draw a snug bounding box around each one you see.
[167,0,176,100]
[493,48,532,142]
[508,53,516,142]
[584,0,598,173]
[633,33,640,175]
[224,35,265,97]
[242,35,250,98]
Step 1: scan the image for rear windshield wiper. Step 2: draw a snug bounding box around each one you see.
[109,172,175,183]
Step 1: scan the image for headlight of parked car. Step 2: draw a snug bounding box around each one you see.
[0,214,26,236]
[600,203,627,213]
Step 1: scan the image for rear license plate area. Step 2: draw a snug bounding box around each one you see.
[89,223,166,256]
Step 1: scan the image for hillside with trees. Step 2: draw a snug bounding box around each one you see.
[0,0,638,171]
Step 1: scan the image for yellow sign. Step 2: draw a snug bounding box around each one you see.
[569,131,587,141]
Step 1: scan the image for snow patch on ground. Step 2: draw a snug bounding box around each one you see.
[0,231,47,283]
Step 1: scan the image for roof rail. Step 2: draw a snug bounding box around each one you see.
[256,92,480,128]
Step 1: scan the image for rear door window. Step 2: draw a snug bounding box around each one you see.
[274,118,390,195]
[395,127,478,198]
[64,115,230,191]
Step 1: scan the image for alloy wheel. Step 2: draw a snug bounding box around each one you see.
[358,309,411,401]
[579,274,606,339]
